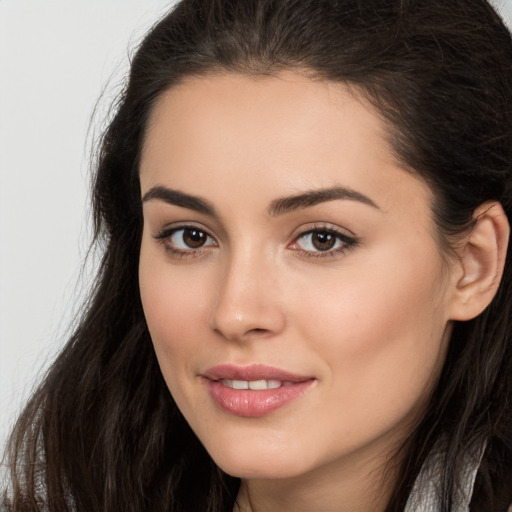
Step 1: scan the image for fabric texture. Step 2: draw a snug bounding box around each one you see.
[404,445,485,512]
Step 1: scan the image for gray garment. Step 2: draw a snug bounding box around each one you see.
[404,445,484,512]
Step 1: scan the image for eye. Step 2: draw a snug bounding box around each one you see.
[290,226,358,257]
[299,231,340,251]
[154,225,217,255]
[170,227,212,249]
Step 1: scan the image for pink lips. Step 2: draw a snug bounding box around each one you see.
[202,364,315,417]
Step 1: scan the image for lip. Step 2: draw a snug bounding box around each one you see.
[202,364,316,417]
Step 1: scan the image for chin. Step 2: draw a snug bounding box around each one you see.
[217,459,307,480]
[204,440,316,480]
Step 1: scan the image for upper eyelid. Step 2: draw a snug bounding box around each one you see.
[153,222,215,238]
[289,222,357,240]
[297,226,351,237]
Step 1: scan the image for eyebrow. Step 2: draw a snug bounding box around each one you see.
[141,184,379,216]
[142,186,216,216]
[268,186,379,215]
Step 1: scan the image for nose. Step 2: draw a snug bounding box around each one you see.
[210,250,286,342]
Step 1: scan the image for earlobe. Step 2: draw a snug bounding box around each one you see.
[449,202,509,321]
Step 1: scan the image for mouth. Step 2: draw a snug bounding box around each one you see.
[202,364,316,417]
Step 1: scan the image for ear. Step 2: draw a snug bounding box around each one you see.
[449,201,509,321]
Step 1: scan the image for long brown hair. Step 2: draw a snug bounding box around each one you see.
[3,1,512,510]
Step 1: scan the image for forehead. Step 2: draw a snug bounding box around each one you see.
[142,72,391,168]
[139,72,432,221]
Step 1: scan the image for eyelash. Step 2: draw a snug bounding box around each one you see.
[289,224,359,259]
[153,224,359,259]
[154,225,217,258]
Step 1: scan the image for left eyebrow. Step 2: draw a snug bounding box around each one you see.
[268,186,379,216]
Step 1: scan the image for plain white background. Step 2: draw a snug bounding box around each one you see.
[1,0,511,455]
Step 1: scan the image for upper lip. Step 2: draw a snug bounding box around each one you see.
[202,364,314,383]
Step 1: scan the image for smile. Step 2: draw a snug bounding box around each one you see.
[202,365,316,417]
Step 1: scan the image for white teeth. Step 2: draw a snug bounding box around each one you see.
[267,380,282,389]
[232,380,249,390]
[219,379,283,390]
[248,379,267,390]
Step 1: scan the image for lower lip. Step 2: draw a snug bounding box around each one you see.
[205,379,315,417]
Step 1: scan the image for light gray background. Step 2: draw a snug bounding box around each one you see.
[1,0,511,456]
[0,0,176,453]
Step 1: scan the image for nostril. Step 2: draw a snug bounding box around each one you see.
[248,328,268,335]
[213,325,271,341]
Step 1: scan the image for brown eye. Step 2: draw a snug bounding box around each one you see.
[311,231,337,251]
[182,228,208,248]
[292,227,357,256]
[158,226,216,252]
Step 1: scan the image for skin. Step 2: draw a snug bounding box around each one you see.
[138,72,465,512]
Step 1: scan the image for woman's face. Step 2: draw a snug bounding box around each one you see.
[139,73,457,482]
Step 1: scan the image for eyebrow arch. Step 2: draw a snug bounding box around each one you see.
[268,186,379,216]
[142,186,216,216]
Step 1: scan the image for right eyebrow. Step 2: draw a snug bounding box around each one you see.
[141,186,216,216]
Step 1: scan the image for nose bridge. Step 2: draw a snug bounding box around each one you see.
[210,242,285,341]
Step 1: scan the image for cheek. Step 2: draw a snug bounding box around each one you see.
[304,239,449,349]
[317,276,445,358]
[293,246,451,426]
[138,245,210,386]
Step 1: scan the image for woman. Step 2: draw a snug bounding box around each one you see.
[3,0,512,510]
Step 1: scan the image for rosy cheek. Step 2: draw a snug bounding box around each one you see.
[298,250,446,364]
[140,262,208,355]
